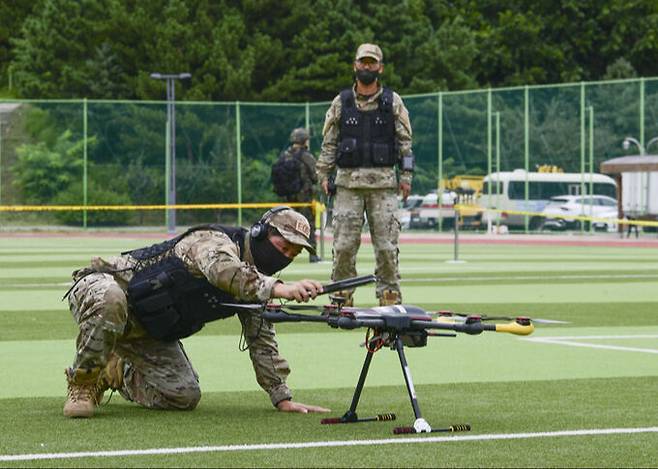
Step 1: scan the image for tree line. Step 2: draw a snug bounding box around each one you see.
[2,0,658,101]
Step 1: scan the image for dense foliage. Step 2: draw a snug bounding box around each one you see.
[4,0,658,101]
[3,0,658,226]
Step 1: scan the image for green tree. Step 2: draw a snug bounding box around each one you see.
[13,129,88,203]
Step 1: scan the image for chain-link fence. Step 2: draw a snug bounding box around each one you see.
[1,77,656,231]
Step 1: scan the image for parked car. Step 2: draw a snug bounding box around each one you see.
[540,195,618,231]
[399,194,424,229]
[409,190,457,228]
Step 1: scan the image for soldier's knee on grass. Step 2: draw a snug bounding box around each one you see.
[168,386,201,410]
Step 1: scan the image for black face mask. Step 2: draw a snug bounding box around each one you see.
[251,237,293,275]
[355,69,379,85]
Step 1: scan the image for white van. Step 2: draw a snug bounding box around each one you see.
[477,169,617,229]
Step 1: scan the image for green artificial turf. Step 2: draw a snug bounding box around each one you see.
[1,235,657,467]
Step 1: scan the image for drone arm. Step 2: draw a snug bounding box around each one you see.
[416,320,485,335]
[261,310,330,324]
[415,319,534,336]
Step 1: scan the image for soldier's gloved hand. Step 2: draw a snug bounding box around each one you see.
[273,280,323,302]
[277,399,330,414]
[399,182,411,201]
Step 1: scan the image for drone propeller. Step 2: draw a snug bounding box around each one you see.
[433,310,570,325]
[269,304,322,311]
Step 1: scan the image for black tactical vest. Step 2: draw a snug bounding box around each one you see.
[337,87,396,168]
[124,225,254,342]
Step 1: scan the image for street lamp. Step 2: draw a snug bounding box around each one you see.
[622,136,658,155]
[150,72,191,233]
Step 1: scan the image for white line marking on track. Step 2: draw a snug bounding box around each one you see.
[400,274,658,282]
[523,334,658,354]
[2,427,657,462]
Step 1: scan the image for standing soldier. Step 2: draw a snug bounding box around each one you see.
[316,43,414,306]
[271,128,321,262]
[62,207,330,418]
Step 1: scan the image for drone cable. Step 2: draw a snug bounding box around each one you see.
[364,328,385,353]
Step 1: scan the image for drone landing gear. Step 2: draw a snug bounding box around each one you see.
[321,335,471,435]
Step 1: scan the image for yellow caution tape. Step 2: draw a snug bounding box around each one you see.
[454,204,658,227]
[0,202,315,212]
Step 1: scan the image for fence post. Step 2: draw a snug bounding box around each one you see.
[236,101,242,226]
[524,85,529,233]
[588,105,594,234]
[165,114,171,230]
[580,82,586,234]
[437,92,443,231]
[495,111,501,232]
[640,77,645,148]
[0,121,3,209]
[83,98,88,229]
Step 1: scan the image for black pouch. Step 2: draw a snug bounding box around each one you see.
[127,257,187,341]
[372,143,394,166]
[337,138,359,167]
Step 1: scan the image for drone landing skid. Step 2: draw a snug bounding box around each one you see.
[321,335,471,435]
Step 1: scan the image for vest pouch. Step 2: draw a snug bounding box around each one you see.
[127,257,187,341]
[372,142,394,166]
[132,295,181,341]
[337,138,359,167]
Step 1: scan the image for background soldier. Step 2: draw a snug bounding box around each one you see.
[271,128,321,262]
[317,43,414,306]
[63,207,330,418]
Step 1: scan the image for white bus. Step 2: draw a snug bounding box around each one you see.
[477,169,617,229]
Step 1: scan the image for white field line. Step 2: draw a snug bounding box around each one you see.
[291,269,658,279]
[2,427,658,462]
[524,334,658,354]
[3,273,656,289]
[398,274,658,282]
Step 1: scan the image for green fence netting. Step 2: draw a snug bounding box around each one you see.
[1,77,657,231]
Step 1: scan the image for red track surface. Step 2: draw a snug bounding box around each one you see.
[2,230,657,248]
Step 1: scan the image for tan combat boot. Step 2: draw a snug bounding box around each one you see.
[63,367,101,418]
[95,353,125,404]
[379,289,401,306]
[330,290,354,307]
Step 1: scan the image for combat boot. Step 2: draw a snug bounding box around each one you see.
[379,289,401,306]
[95,353,124,404]
[329,290,354,307]
[63,367,102,418]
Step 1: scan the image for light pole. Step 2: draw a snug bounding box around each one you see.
[150,72,191,233]
[623,136,658,155]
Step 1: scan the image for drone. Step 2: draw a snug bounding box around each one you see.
[258,274,563,435]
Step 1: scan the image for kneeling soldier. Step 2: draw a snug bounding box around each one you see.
[63,207,329,418]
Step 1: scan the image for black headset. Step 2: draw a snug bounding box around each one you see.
[249,205,291,240]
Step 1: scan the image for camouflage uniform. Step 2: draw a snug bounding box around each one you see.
[66,229,292,411]
[280,144,319,254]
[317,85,413,303]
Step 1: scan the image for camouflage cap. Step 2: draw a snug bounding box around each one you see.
[289,127,310,144]
[355,43,383,63]
[268,208,316,254]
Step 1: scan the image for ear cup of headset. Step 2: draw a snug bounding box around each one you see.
[250,221,267,240]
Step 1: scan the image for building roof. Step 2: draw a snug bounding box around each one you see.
[600,155,658,173]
